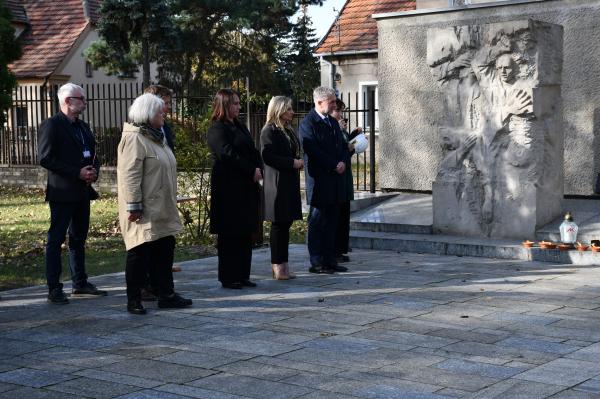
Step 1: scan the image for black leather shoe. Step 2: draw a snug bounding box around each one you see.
[48,288,69,304]
[222,282,243,289]
[309,265,335,274]
[127,300,146,315]
[336,255,350,263]
[241,280,257,287]
[72,282,108,296]
[330,264,349,272]
[158,293,193,308]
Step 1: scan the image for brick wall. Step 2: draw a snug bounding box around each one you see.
[0,166,117,193]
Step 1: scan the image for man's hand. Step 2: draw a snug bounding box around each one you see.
[335,162,346,174]
[253,168,263,183]
[128,210,142,222]
[504,89,533,119]
[79,165,97,184]
[293,159,304,169]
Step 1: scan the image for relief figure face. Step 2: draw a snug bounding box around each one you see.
[496,54,516,84]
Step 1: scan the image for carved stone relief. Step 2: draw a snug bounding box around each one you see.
[427,20,563,238]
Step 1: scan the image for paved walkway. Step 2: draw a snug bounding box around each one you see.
[2,245,600,398]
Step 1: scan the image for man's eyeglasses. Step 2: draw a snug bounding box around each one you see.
[68,96,86,102]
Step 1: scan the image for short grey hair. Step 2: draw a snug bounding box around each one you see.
[57,83,84,106]
[313,86,336,103]
[128,93,165,125]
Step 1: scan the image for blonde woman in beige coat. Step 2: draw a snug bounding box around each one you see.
[117,93,192,315]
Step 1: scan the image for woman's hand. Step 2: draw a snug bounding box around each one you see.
[128,210,142,222]
[293,158,304,169]
[253,168,263,183]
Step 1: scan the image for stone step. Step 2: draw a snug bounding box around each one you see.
[350,220,433,235]
[349,230,600,265]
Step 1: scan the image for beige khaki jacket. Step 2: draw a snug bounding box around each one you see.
[117,122,182,250]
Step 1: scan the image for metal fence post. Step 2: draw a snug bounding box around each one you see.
[369,90,376,193]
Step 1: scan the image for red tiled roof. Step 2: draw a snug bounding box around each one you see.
[6,0,28,25]
[315,0,416,55]
[9,0,101,79]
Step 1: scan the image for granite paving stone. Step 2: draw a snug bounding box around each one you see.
[575,379,600,395]
[515,358,600,386]
[547,390,600,398]
[433,358,526,379]
[0,383,17,394]
[98,359,215,384]
[201,336,299,356]
[44,376,139,399]
[279,371,442,397]
[20,346,126,368]
[496,336,579,355]
[463,379,565,398]
[188,373,312,399]
[0,339,54,357]
[156,383,256,398]
[215,360,300,381]
[156,348,253,369]
[0,386,80,398]
[74,369,163,389]
[114,389,194,399]
[0,368,75,388]
[2,245,600,397]
[250,355,347,375]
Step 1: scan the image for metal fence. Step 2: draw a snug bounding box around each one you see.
[2,82,379,191]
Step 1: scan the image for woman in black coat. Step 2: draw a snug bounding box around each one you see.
[207,89,263,289]
[260,96,303,280]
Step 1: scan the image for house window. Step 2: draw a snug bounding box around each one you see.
[359,82,378,131]
[85,61,93,78]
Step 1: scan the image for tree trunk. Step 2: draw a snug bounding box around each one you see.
[142,34,150,87]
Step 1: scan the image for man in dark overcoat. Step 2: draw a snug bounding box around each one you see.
[38,83,107,304]
[299,86,351,274]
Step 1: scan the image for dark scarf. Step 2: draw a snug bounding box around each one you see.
[133,123,165,144]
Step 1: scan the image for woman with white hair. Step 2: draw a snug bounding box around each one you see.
[117,93,192,314]
[260,96,303,280]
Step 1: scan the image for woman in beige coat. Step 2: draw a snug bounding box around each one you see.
[117,93,192,315]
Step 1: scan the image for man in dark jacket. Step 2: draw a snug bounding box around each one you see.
[300,87,351,274]
[38,83,106,304]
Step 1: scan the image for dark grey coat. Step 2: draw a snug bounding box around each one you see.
[260,124,302,222]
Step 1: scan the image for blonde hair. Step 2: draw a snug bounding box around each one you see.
[265,96,292,129]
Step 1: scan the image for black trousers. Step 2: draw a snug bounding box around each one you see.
[307,204,339,267]
[270,221,293,263]
[217,234,252,284]
[125,236,175,301]
[46,200,90,291]
[336,201,351,256]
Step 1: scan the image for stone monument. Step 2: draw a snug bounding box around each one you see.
[428,19,563,238]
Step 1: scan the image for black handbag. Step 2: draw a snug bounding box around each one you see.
[595,173,600,194]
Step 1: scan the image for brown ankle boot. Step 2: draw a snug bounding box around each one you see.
[272,264,289,280]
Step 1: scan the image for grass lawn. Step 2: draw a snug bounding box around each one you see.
[0,186,308,291]
[0,187,210,291]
